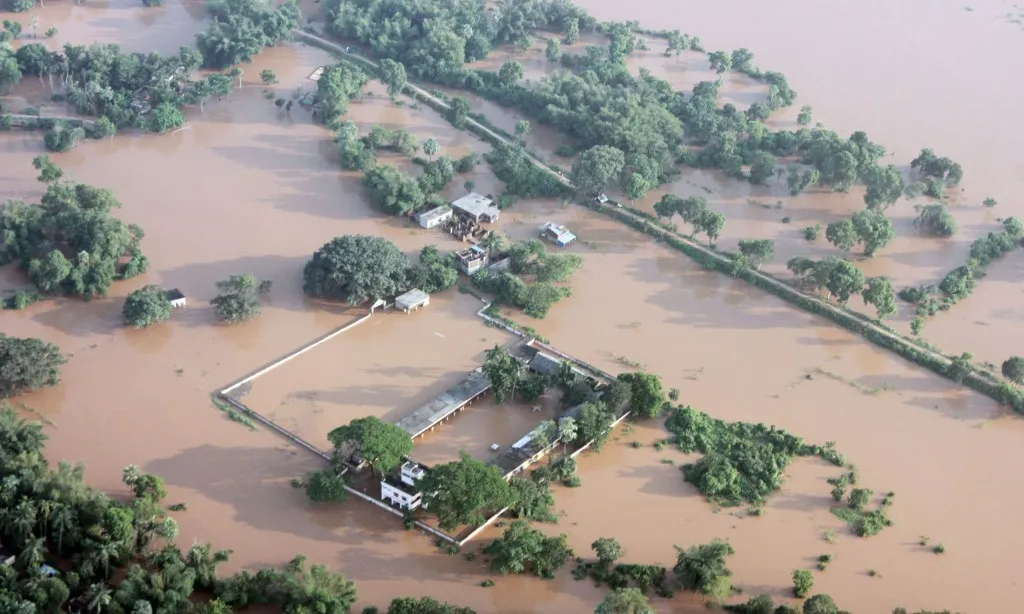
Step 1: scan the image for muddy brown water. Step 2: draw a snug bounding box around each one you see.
[1,1,1022,612]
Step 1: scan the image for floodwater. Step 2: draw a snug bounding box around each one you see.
[1,0,1023,613]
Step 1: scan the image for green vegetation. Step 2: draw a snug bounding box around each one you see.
[482,345,522,403]
[508,475,558,523]
[0,407,359,613]
[384,597,477,614]
[594,587,653,614]
[1003,356,1024,385]
[0,157,147,300]
[122,285,173,329]
[327,416,414,477]
[913,203,957,237]
[484,519,572,579]
[196,0,300,69]
[211,274,272,323]
[616,372,666,419]
[420,452,510,531]
[674,539,735,602]
[0,334,66,398]
[473,238,582,318]
[792,568,814,598]
[828,473,892,536]
[664,405,845,507]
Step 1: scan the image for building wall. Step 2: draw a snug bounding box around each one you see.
[381,481,422,510]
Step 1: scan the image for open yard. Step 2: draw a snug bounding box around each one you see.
[409,395,561,467]
[234,291,514,452]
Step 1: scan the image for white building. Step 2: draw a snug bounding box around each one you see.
[380,460,428,510]
[165,289,187,309]
[451,193,500,223]
[395,289,429,313]
[417,206,453,229]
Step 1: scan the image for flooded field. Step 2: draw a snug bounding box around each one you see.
[410,395,561,468]
[2,0,1023,612]
[238,292,512,453]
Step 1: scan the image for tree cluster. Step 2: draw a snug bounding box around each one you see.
[122,285,173,329]
[485,141,569,201]
[196,0,300,69]
[316,61,368,125]
[472,238,583,318]
[0,334,66,398]
[0,407,359,613]
[327,416,413,477]
[419,451,510,531]
[785,256,898,310]
[0,156,147,300]
[824,208,895,257]
[483,519,572,579]
[664,405,843,507]
[652,195,725,244]
[211,273,272,323]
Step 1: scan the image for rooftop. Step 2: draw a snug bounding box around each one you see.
[418,206,452,223]
[451,193,500,219]
[395,288,429,305]
[165,288,185,301]
[540,221,576,243]
[456,245,488,263]
[529,351,564,376]
[394,369,492,438]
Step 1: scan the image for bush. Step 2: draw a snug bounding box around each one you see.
[43,121,85,152]
[792,569,814,598]
[122,285,173,329]
[914,203,957,237]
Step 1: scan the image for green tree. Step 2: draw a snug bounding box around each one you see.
[498,60,524,87]
[483,345,521,403]
[420,452,510,531]
[557,416,578,454]
[0,47,22,93]
[802,594,838,614]
[624,172,649,206]
[792,569,814,598]
[43,121,86,152]
[576,401,615,449]
[32,154,63,183]
[591,537,623,567]
[545,38,561,61]
[653,194,681,220]
[122,285,173,329]
[196,0,300,69]
[617,372,666,419]
[514,119,531,142]
[211,273,271,323]
[484,519,571,578]
[423,137,439,161]
[0,334,65,398]
[814,257,865,305]
[316,61,369,123]
[862,277,897,319]
[1002,356,1024,385]
[573,145,625,196]
[259,68,276,84]
[303,235,410,304]
[386,596,476,614]
[148,102,185,134]
[748,152,777,185]
[564,16,580,44]
[825,219,858,251]
[304,468,348,503]
[595,587,651,614]
[737,239,774,269]
[14,43,49,77]
[914,203,957,237]
[851,208,895,256]
[797,105,812,126]
[674,539,735,601]
[508,476,556,522]
[327,416,413,476]
[378,58,407,98]
[697,208,725,244]
[1002,216,1022,237]
[863,164,904,209]
[447,96,470,128]
[708,51,732,74]
[364,164,426,215]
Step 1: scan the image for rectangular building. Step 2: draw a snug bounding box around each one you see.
[380,460,428,510]
[395,289,429,313]
[455,245,488,275]
[417,206,453,229]
[451,193,500,223]
[539,221,576,247]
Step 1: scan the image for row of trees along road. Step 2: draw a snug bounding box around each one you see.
[0,0,298,136]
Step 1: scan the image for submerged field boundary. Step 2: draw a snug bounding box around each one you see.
[294,28,1024,415]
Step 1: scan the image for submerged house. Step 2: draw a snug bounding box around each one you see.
[417,206,453,229]
[451,193,500,223]
[381,460,428,510]
[165,289,187,309]
[395,289,429,313]
[455,245,489,275]
[539,222,576,247]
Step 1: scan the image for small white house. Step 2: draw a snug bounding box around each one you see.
[417,206,453,229]
[539,221,576,247]
[380,460,428,510]
[395,289,429,313]
[451,192,500,223]
[165,289,187,309]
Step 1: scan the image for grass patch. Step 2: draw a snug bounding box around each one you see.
[211,396,258,431]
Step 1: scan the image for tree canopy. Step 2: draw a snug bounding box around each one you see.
[674,539,735,601]
[0,334,66,398]
[327,416,413,476]
[196,0,300,69]
[595,587,652,614]
[616,372,666,419]
[483,519,572,579]
[419,452,510,531]
[122,285,173,329]
[211,273,271,323]
[0,157,147,299]
[483,345,522,403]
[1002,357,1024,385]
[303,235,411,305]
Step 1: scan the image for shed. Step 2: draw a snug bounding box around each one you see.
[451,193,500,223]
[539,221,576,247]
[165,289,186,309]
[417,206,453,229]
[395,289,429,313]
[455,245,488,274]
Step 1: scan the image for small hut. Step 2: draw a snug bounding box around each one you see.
[395,289,429,313]
[165,289,187,309]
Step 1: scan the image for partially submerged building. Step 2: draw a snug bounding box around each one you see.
[380,460,428,510]
[451,193,500,223]
[165,289,186,309]
[455,245,489,275]
[395,289,429,313]
[417,206,453,229]
[539,221,576,247]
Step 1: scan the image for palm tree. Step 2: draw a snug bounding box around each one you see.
[85,583,112,613]
[186,543,233,590]
[11,500,38,546]
[558,417,578,455]
[88,540,120,578]
[50,503,76,555]
[17,537,47,573]
[481,231,505,257]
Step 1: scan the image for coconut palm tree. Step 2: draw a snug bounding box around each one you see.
[17,537,47,573]
[50,502,76,555]
[85,583,112,613]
